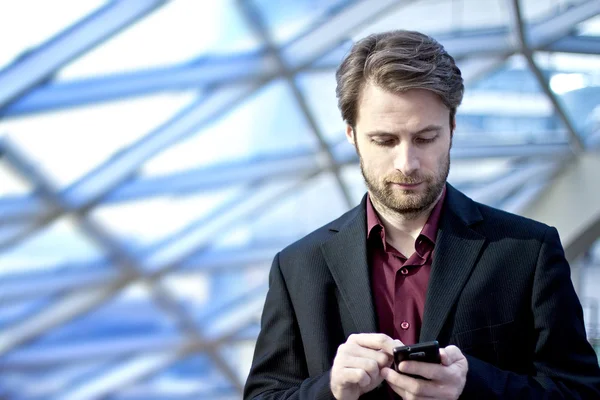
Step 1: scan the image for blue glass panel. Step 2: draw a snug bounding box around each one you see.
[0,297,51,329]
[352,0,508,38]
[0,91,197,187]
[0,161,33,196]
[545,53,600,146]
[251,0,354,44]
[142,79,319,176]
[0,217,105,278]
[577,15,600,37]
[112,354,234,400]
[457,56,569,145]
[0,360,114,400]
[0,1,106,71]
[29,282,178,348]
[92,186,245,248]
[58,0,260,79]
[296,71,345,145]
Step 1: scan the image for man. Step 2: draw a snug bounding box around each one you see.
[243,30,600,399]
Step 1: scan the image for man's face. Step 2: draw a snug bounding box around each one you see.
[346,84,452,217]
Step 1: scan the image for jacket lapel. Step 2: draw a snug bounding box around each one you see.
[420,185,486,342]
[321,198,378,334]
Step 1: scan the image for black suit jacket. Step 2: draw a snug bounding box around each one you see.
[244,184,600,399]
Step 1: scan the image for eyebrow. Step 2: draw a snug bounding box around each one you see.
[365,124,444,137]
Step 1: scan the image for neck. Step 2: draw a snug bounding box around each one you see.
[370,190,443,243]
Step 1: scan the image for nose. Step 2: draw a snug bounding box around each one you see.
[393,142,420,177]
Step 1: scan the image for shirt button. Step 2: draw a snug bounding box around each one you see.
[400,267,409,275]
[400,321,410,330]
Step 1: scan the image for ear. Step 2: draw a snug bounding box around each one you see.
[345,124,355,145]
[451,117,456,137]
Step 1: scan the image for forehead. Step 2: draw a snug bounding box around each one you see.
[356,84,449,129]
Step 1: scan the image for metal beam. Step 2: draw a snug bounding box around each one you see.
[520,153,600,262]
[506,0,585,153]
[0,53,277,118]
[528,0,600,49]
[546,35,600,55]
[0,0,167,111]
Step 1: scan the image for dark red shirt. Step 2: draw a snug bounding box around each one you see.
[367,187,446,345]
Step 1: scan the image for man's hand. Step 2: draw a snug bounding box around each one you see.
[380,345,468,400]
[330,333,402,400]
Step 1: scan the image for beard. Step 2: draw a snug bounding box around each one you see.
[358,149,450,219]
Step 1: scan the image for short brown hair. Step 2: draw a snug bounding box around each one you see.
[335,30,464,129]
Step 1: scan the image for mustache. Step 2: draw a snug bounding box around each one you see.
[384,174,425,185]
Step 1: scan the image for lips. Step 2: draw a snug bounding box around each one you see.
[389,181,422,186]
[390,182,422,189]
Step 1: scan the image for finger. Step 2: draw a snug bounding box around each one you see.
[339,367,371,388]
[336,355,381,380]
[381,367,438,398]
[347,333,400,353]
[440,345,463,366]
[343,345,392,368]
[384,339,405,357]
[398,360,445,381]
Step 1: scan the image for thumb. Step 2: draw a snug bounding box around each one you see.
[440,345,462,366]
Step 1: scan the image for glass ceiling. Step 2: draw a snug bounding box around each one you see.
[0,0,599,398]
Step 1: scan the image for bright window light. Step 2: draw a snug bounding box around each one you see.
[550,73,587,94]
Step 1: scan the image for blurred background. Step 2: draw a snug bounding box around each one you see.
[0,0,599,399]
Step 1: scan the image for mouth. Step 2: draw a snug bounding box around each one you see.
[390,182,423,189]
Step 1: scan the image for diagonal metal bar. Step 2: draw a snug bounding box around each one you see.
[527,0,600,49]
[0,0,167,111]
[507,0,585,153]
[547,35,600,55]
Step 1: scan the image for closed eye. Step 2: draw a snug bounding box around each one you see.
[372,139,395,146]
[415,137,436,144]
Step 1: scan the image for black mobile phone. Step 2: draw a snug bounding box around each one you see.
[393,340,441,378]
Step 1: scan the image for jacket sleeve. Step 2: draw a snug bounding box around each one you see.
[244,252,336,400]
[461,226,600,399]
